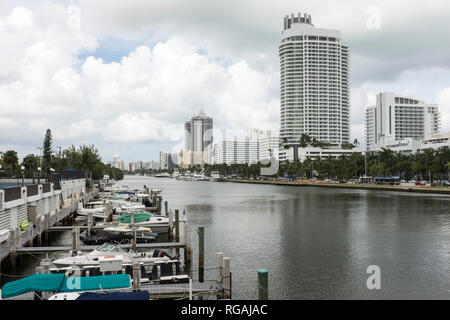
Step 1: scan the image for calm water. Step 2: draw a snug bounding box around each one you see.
[2,175,450,299]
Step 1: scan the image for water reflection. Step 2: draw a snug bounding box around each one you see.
[3,176,449,299]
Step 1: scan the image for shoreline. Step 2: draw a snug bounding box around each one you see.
[223,178,450,195]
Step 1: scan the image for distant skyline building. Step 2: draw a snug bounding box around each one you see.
[214,129,280,165]
[279,13,350,147]
[365,92,441,151]
[111,155,125,171]
[184,109,213,165]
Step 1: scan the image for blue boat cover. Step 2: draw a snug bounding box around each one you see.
[1,274,131,298]
[1,274,65,299]
[76,291,150,300]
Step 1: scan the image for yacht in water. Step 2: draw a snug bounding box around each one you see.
[209,171,223,182]
[154,172,171,178]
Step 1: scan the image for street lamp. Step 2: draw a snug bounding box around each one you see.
[21,166,25,187]
[37,167,41,185]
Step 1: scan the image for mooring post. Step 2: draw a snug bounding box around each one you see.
[156,197,162,214]
[34,266,44,300]
[223,257,231,298]
[165,201,168,216]
[87,212,93,237]
[216,252,224,283]
[130,211,135,225]
[198,226,205,283]
[36,217,42,247]
[72,228,79,251]
[15,226,21,248]
[168,210,173,240]
[184,223,191,263]
[175,209,180,241]
[132,261,141,291]
[132,225,137,251]
[257,269,268,300]
[43,214,49,244]
[41,258,50,274]
[28,224,33,247]
[9,229,16,268]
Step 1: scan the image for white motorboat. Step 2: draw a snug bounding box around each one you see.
[151,189,162,196]
[77,200,107,219]
[209,171,223,182]
[154,173,171,178]
[109,212,170,233]
[52,243,172,268]
[193,173,208,181]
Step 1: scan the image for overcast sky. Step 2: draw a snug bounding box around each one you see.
[0,0,449,163]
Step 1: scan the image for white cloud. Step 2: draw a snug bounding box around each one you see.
[0,0,449,162]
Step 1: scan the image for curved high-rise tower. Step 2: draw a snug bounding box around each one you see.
[279,13,350,147]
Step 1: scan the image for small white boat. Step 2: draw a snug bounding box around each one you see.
[52,243,172,268]
[154,173,171,178]
[193,173,208,181]
[210,171,223,182]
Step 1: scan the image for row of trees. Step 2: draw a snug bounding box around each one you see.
[281,134,360,150]
[0,130,123,182]
[202,147,450,181]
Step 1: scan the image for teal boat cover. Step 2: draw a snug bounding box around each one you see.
[58,274,131,292]
[1,273,65,298]
[118,212,150,223]
[1,274,131,299]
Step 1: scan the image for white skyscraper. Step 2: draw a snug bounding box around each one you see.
[279,13,350,147]
[184,110,213,165]
[365,92,441,151]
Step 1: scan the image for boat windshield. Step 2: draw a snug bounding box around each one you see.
[95,243,125,253]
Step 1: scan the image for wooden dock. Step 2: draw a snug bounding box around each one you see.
[142,282,220,299]
[0,186,233,300]
[15,242,187,254]
[0,200,80,262]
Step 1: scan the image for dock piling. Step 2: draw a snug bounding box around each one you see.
[9,229,17,268]
[87,212,93,237]
[132,225,137,251]
[168,210,173,240]
[15,227,21,248]
[132,261,141,291]
[175,209,179,241]
[216,252,224,283]
[184,223,191,263]
[71,228,79,251]
[28,225,33,247]
[257,269,268,300]
[198,226,204,283]
[165,201,168,215]
[43,215,49,244]
[223,257,231,299]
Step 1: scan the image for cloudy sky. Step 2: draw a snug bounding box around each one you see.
[0,0,449,163]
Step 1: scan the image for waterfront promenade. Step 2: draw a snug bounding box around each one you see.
[224,178,450,195]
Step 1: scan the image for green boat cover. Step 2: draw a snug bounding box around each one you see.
[1,274,131,299]
[1,273,65,298]
[118,212,151,223]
